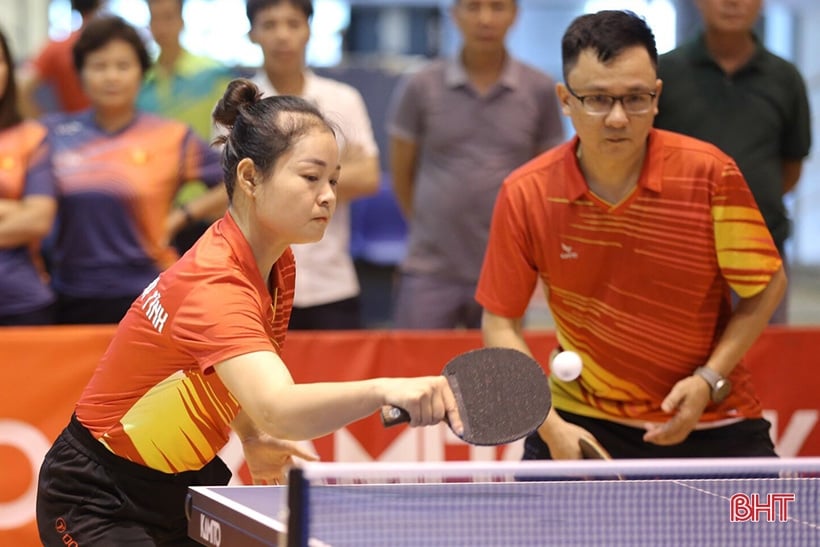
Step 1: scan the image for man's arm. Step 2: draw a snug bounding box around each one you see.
[16,67,44,119]
[335,144,379,201]
[165,186,229,244]
[645,266,787,445]
[701,266,787,379]
[389,136,418,220]
[782,159,803,194]
[482,309,591,459]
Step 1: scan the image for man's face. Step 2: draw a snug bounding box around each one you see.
[451,0,517,54]
[148,0,184,50]
[249,2,310,73]
[557,46,661,161]
[695,0,762,34]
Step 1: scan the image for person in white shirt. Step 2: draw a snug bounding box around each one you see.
[245,0,380,329]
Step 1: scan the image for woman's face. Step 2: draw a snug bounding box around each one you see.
[80,39,143,113]
[252,126,340,246]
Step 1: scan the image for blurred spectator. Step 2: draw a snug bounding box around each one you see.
[137,0,237,253]
[0,29,57,326]
[244,0,380,330]
[387,0,564,329]
[18,0,102,117]
[655,0,811,324]
[29,16,227,325]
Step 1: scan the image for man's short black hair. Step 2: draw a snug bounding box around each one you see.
[561,10,658,81]
[246,0,313,25]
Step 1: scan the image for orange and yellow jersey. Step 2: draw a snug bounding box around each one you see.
[29,111,223,299]
[0,120,54,316]
[75,212,294,473]
[476,130,781,424]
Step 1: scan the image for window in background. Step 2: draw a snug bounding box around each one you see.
[583,0,676,54]
[47,0,83,40]
[49,0,350,68]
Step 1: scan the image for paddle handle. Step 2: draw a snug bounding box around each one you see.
[380,405,411,427]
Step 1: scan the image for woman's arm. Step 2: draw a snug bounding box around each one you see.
[0,195,56,248]
[215,350,462,441]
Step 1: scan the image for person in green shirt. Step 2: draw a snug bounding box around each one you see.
[137,0,238,253]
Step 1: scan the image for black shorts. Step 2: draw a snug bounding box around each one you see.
[523,409,777,460]
[37,414,232,546]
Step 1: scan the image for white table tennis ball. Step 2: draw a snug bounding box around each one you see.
[551,351,583,381]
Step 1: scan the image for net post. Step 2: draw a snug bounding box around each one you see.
[287,466,309,547]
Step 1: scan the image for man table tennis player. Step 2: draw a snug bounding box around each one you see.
[476,10,785,460]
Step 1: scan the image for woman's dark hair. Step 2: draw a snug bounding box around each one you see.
[0,28,22,129]
[73,15,151,74]
[561,10,658,81]
[212,78,336,201]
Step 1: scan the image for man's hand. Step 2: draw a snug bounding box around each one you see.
[643,375,711,445]
[241,434,319,485]
[540,411,602,459]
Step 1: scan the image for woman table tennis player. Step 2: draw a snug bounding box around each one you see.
[36,79,461,546]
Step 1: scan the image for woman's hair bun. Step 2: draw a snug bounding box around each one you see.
[212,78,263,129]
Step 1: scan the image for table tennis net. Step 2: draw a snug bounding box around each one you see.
[284,458,820,547]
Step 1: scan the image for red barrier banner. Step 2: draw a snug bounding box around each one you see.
[2,327,819,545]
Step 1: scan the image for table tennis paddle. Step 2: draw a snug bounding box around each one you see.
[579,437,612,460]
[579,437,625,480]
[380,347,551,446]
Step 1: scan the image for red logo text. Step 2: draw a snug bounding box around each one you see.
[730,493,795,522]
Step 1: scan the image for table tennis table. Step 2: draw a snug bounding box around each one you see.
[187,458,820,546]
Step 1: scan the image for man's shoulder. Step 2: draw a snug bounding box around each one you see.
[654,129,732,165]
[507,141,570,182]
[508,57,557,86]
[756,47,804,79]
[657,43,697,75]
[398,59,449,85]
[308,71,365,99]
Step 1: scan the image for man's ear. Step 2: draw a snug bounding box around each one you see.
[556,82,572,116]
[653,78,663,116]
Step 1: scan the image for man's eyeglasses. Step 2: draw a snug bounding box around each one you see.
[566,84,657,115]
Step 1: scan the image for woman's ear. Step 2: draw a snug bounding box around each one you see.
[236,158,257,195]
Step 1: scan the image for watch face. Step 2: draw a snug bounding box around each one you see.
[713,379,732,403]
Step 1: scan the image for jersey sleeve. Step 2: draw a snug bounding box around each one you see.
[781,65,812,160]
[180,128,223,189]
[22,126,56,198]
[386,73,425,143]
[19,121,52,197]
[476,181,540,318]
[712,160,782,298]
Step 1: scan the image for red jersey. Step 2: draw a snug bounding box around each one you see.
[0,120,54,316]
[476,130,781,424]
[31,31,90,113]
[76,212,295,473]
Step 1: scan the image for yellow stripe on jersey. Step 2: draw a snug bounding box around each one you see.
[100,370,238,473]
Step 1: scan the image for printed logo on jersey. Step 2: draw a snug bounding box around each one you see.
[139,277,168,333]
[560,243,578,260]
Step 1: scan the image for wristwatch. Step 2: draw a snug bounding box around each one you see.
[694,367,732,404]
